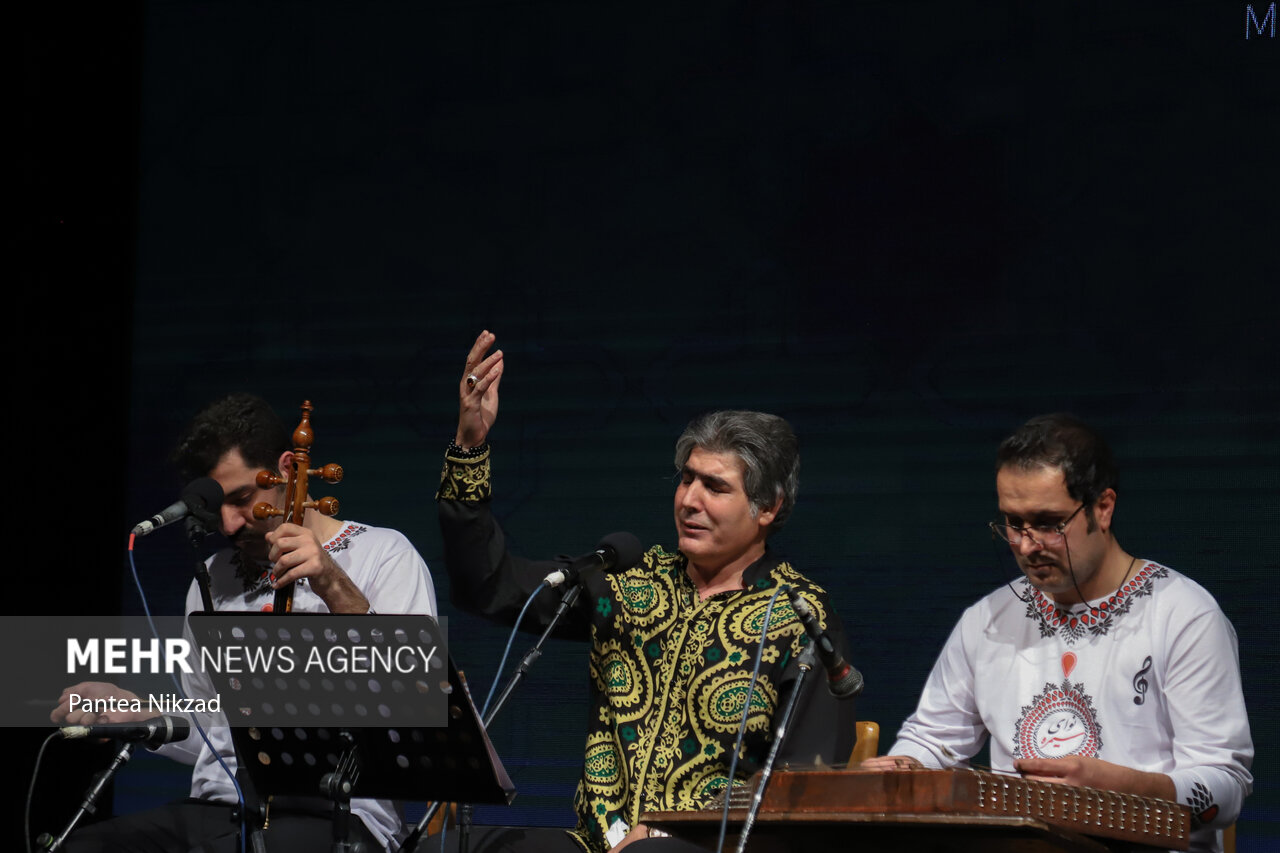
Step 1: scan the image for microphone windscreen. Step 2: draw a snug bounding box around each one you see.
[598,531,644,572]
[183,477,225,512]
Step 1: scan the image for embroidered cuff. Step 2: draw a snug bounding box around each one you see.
[436,443,493,501]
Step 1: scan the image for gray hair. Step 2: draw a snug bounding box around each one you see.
[673,410,800,533]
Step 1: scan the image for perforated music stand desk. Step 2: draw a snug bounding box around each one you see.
[189,612,515,806]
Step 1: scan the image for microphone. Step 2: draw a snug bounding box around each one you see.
[61,715,191,748]
[131,478,224,538]
[543,532,644,587]
[787,588,864,699]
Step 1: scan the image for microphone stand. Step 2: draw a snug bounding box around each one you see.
[185,514,216,613]
[481,582,582,728]
[399,582,584,853]
[320,730,365,853]
[184,513,269,853]
[732,643,817,853]
[36,740,137,852]
[39,508,222,850]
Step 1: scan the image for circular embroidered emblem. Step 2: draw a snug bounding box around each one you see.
[1015,680,1102,759]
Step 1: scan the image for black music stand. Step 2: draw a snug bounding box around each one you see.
[189,613,515,851]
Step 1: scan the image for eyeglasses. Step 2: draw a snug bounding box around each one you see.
[989,503,1086,546]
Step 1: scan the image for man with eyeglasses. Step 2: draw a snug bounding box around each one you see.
[863,414,1252,853]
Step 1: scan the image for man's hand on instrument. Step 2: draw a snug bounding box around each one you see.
[457,330,503,449]
[1015,755,1176,801]
[267,522,370,614]
[859,755,925,771]
[51,681,148,727]
[610,822,669,851]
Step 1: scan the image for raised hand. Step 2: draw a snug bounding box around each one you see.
[457,330,503,449]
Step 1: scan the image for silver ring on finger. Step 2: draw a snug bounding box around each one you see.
[466,373,479,389]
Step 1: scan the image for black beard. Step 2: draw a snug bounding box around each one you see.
[231,530,269,562]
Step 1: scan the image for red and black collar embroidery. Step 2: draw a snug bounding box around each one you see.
[1022,561,1169,644]
[232,523,368,597]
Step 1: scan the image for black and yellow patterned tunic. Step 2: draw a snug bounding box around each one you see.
[438,445,855,853]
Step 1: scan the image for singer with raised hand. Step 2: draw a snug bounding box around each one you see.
[50,393,438,853]
[436,331,857,853]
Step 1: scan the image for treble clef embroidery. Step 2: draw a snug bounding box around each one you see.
[1132,655,1153,705]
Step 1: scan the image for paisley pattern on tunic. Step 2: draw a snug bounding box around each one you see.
[440,451,837,853]
[575,547,826,852]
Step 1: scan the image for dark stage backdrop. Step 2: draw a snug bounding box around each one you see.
[21,1,1278,850]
